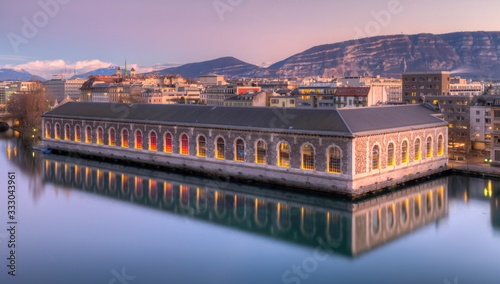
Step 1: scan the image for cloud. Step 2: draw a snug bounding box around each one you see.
[0,59,115,79]
[0,55,30,61]
[0,59,184,78]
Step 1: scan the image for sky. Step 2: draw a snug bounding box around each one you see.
[1,0,500,78]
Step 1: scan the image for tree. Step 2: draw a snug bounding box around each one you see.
[7,81,50,144]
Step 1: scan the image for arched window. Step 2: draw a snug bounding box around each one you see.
[256,140,267,165]
[45,122,51,139]
[216,137,225,159]
[164,132,172,153]
[438,135,444,156]
[85,126,92,143]
[149,131,157,151]
[401,140,408,164]
[109,128,116,146]
[372,145,380,170]
[235,139,245,162]
[64,124,70,140]
[328,147,341,174]
[180,134,189,155]
[55,123,61,139]
[197,136,206,157]
[121,129,129,148]
[135,130,142,149]
[426,137,433,158]
[302,144,315,170]
[414,138,421,161]
[97,127,104,145]
[74,125,81,142]
[278,142,290,167]
[387,143,395,166]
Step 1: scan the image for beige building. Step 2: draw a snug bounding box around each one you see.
[200,75,226,86]
[269,96,296,108]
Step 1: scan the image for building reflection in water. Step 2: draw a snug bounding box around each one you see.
[43,154,450,257]
[1,129,46,201]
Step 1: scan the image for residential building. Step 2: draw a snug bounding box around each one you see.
[44,78,86,102]
[402,71,451,103]
[203,85,261,106]
[269,96,296,108]
[224,91,268,107]
[200,75,226,86]
[470,94,496,151]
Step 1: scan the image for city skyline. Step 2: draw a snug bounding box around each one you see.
[1,0,500,77]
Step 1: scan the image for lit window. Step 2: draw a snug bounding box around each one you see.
[438,135,444,156]
[121,129,129,148]
[426,137,432,158]
[414,138,421,161]
[372,145,380,170]
[180,134,189,155]
[401,140,408,164]
[74,125,81,142]
[278,142,290,167]
[85,126,92,143]
[149,131,157,151]
[97,127,104,145]
[197,136,206,157]
[387,143,395,166]
[64,124,70,140]
[45,122,51,139]
[135,130,142,149]
[216,137,225,159]
[328,147,341,174]
[164,133,172,153]
[235,139,245,161]
[256,140,267,165]
[302,144,314,170]
[55,123,61,139]
[109,128,116,146]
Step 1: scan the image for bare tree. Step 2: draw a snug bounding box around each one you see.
[7,81,50,144]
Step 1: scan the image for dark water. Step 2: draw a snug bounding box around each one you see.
[0,129,499,284]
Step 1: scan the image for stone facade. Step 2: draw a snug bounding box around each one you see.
[41,102,449,196]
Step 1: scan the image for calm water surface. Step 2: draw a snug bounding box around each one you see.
[0,129,499,284]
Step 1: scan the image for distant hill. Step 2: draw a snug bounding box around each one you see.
[0,68,45,81]
[153,57,263,78]
[71,65,119,79]
[265,31,500,79]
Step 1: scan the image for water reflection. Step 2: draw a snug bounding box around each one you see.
[0,129,46,200]
[43,154,451,257]
[449,175,500,230]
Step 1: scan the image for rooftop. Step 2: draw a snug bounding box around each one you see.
[43,102,446,137]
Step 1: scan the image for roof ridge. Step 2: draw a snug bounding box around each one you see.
[336,109,353,135]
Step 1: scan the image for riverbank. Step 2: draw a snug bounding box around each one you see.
[449,152,500,179]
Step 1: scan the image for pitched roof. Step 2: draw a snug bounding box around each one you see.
[337,104,445,134]
[43,102,446,137]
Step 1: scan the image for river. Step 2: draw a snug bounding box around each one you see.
[0,129,499,284]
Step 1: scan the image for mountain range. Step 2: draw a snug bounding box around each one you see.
[0,68,45,81]
[2,31,500,81]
